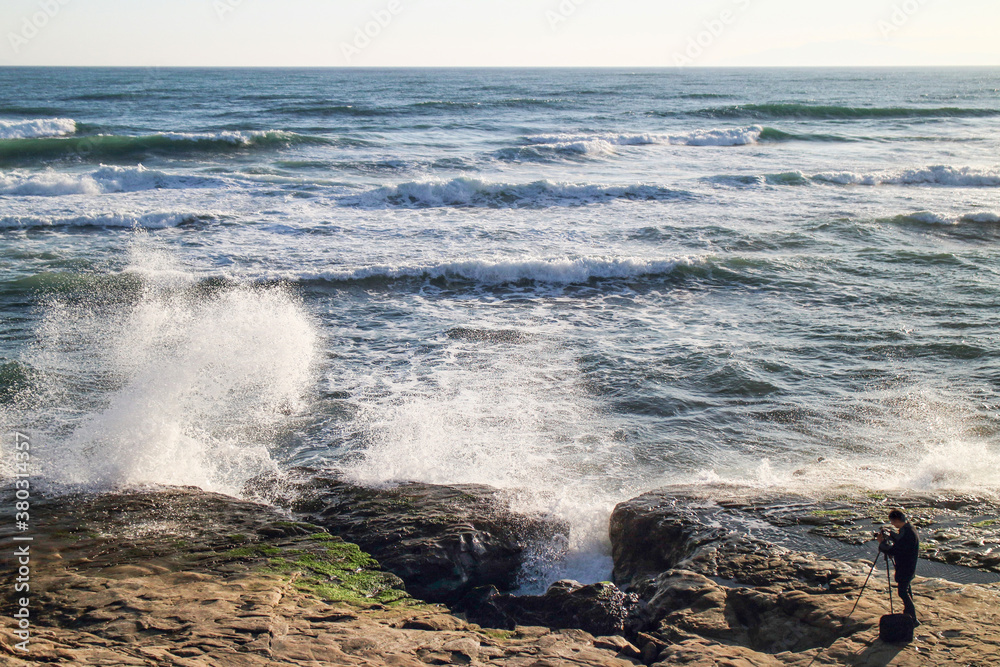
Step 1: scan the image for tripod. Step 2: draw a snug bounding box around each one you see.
[884,552,894,615]
[808,548,894,667]
[848,549,893,618]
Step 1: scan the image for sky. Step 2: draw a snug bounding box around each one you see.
[1,0,999,67]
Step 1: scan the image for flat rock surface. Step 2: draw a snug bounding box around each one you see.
[718,488,1000,575]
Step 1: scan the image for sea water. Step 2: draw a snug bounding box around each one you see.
[1,68,999,586]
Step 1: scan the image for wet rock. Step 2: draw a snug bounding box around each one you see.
[465,580,641,637]
[284,471,569,605]
[609,493,727,590]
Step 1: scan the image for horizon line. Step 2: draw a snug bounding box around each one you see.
[2,64,999,69]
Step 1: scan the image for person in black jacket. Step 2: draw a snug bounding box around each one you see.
[877,508,920,624]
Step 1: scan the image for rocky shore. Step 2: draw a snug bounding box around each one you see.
[2,477,998,666]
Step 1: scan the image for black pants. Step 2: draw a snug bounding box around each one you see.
[895,572,916,618]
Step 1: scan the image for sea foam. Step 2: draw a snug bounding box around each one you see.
[342,314,631,592]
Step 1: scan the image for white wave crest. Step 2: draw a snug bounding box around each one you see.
[526,132,661,147]
[960,212,1000,223]
[888,210,1000,226]
[341,177,691,208]
[666,125,763,146]
[0,211,207,229]
[0,118,77,140]
[887,166,1000,187]
[515,127,762,157]
[520,133,660,157]
[899,211,956,225]
[0,165,221,197]
[155,130,294,144]
[295,255,700,285]
[810,171,877,186]
[814,165,1000,187]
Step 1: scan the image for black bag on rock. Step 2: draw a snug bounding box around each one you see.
[879,614,914,644]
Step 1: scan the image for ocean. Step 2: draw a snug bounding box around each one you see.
[1,67,999,586]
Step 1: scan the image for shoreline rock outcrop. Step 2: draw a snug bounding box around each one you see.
[283,472,568,606]
[0,486,634,666]
[2,479,998,666]
[609,485,1000,666]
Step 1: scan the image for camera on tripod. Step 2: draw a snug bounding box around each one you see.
[873,526,890,541]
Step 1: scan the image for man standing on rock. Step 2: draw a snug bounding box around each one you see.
[877,508,920,625]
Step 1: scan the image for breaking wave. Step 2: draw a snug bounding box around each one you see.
[884,211,1000,226]
[0,211,211,230]
[7,236,319,495]
[0,130,323,164]
[290,255,702,286]
[813,166,1000,187]
[496,132,662,160]
[666,126,763,146]
[0,118,77,140]
[495,125,864,161]
[709,166,1000,189]
[499,127,763,160]
[756,127,855,143]
[339,177,694,208]
[696,103,1000,120]
[0,165,222,196]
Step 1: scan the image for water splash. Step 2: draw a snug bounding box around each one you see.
[342,328,634,591]
[10,234,319,496]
